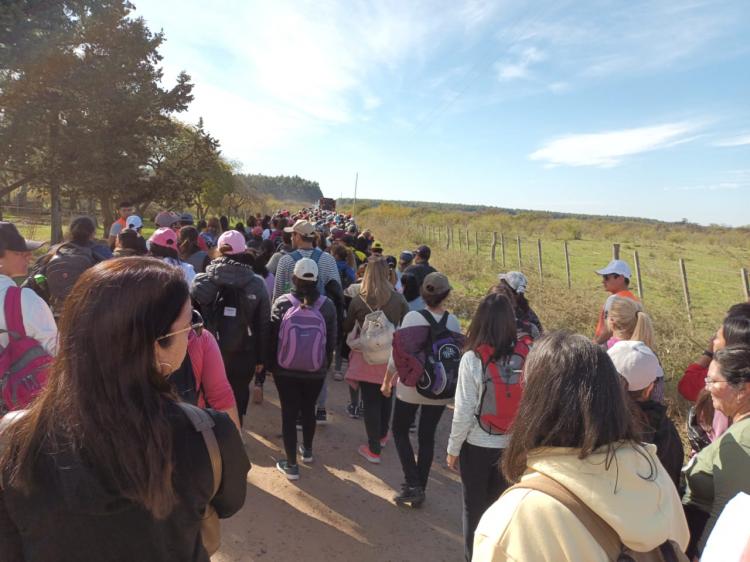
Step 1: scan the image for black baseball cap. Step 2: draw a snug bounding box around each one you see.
[414,245,431,259]
[0,222,45,252]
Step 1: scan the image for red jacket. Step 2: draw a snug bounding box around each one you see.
[678,363,707,403]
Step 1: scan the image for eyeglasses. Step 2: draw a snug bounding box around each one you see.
[704,377,729,387]
[157,321,204,341]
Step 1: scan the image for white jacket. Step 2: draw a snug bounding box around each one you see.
[473,443,689,561]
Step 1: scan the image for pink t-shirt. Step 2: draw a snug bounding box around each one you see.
[187,330,236,411]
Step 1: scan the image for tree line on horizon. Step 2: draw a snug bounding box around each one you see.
[0,1,322,241]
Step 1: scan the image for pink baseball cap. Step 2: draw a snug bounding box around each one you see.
[217,230,246,255]
[149,227,177,248]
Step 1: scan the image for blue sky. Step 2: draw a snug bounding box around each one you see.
[132,0,750,225]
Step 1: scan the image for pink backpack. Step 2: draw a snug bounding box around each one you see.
[0,286,53,416]
[277,294,327,372]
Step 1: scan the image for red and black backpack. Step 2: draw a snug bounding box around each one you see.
[475,334,533,435]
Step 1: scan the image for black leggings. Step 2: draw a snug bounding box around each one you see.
[459,443,508,561]
[274,376,324,465]
[359,382,393,455]
[223,351,256,421]
[391,398,446,489]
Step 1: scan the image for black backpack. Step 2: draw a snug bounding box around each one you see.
[204,286,255,354]
[38,243,96,313]
[416,310,465,400]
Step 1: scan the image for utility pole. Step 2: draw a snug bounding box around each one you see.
[353,172,359,216]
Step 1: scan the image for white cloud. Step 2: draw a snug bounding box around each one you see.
[496,46,545,81]
[713,133,750,147]
[529,121,701,167]
[363,94,382,111]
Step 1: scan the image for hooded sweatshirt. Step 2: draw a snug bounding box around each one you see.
[191,257,270,361]
[473,443,689,562]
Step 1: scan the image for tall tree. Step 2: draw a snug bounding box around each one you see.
[0,1,193,241]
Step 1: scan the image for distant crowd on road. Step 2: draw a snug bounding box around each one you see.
[0,202,748,562]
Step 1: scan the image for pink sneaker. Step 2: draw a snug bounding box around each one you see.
[380,434,389,449]
[358,444,381,464]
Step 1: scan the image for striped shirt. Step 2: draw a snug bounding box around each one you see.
[272,248,341,302]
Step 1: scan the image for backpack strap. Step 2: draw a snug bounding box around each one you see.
[290,250,302,262]
[418,309,449,336]
[508,474,623,561]
[4,286,26,338]
[287,294,300,307]
[310,248,322,264]
[175,402,222,499]
[358,294,375,313]
[312,295,326,311]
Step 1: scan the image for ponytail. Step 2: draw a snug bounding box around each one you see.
[631,310,655,349]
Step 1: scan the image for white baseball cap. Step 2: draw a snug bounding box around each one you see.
[293,257,319,281]
[499,271,528,293]
[126,215,143,230]
[608,340,663,391]
[596,259,632,280]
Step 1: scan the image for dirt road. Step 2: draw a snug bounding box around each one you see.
[213,372,465,562]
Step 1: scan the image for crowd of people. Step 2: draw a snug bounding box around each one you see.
[0,204,748,562]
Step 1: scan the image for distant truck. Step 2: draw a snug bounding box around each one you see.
[318,197,336,211]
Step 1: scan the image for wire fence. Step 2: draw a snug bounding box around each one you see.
[416,223,750,330]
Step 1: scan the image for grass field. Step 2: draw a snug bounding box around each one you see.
[346,202,750,424]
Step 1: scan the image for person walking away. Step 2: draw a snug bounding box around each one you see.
[608,341,683,488]
[682,345,750,559]
[593,259,639,345]
[382,272,464,506]
[273,219,342,423]
[401,245,435,311]
[395,251,414,293]
[26,217,111,316]
[191,231,269,426]
[0,222,56,416]
[495,271,543,336]
[0,257,250,562]
[200,217,222,249]
[179,226,210,274]
[179,213,209,252]
[268,258,337,480]
[473,332,689,562]
[107,201,134,249]
[446,293,531,561]
[344,258,408,463]
[113,228,147,257]
[155,211,181,232]
[148,228,196,285]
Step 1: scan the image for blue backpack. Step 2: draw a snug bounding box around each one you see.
[290,249,325,294]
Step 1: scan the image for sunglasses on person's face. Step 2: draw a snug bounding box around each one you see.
[157,310,204,341]
[602,274,620,281]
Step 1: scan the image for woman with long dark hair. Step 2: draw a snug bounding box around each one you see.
[179,226,210,274]
[0,258,250,561]
[473,332,688,561]
[446,293,523,561]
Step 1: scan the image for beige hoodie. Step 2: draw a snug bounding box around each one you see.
[473,443,689,562]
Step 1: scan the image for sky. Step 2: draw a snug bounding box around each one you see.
[131,0,750,226]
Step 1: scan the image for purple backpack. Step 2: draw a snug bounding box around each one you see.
[277,294,327,372]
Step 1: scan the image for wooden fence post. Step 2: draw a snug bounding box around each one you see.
[679,258,692,324]
[634,251,644,301]
[501,233,506,267]
[491,232,498,263]
[612,243,620,260]
[437,226,441,244]
[564,241,571,289]
[446,226,450,249]
[475,231,479,255]
[741,268,750,300]
[458,229,463,251]
[516,236,522,269]
[465,229,470,252]
[536,239,543,282]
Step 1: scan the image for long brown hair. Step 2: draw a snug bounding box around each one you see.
[360,257,393,310]
[464,293,516,361]
[502,331,642,482]
[0,257,189,518]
